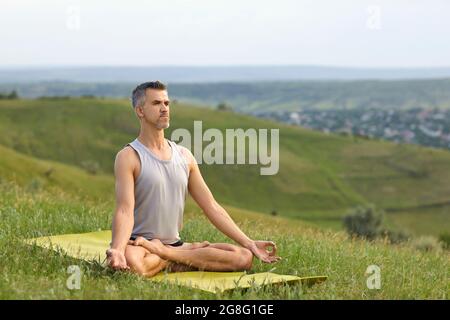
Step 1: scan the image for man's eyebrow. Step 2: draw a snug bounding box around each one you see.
[152,99,170,103]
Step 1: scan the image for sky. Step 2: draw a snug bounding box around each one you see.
[1,0,449,68]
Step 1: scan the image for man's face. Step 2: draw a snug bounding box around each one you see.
[137,89,170,129]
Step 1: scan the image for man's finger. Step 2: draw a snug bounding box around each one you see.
[267,255,280,263]
[255,252,266,262]
[266,241,277,256]
[254,252,263,260]
[271,242,277,254]
[262,254,274,263]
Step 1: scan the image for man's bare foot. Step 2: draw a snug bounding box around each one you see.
[128,236,152,248]
[134,236,147,247]
[129,237,166,255]
[146,238,166,256]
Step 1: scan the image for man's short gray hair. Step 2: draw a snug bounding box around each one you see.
[131,81,167,109]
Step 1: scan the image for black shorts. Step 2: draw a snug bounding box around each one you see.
[129,236,184,247]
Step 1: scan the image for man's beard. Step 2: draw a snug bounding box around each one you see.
[143,116,170,129]
[156,121,170,129]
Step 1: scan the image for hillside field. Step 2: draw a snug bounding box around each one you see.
[0,98,449,237]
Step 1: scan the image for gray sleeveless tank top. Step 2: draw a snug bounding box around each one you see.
[126,138,189,245]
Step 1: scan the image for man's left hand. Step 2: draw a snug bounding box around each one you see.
[246,240,282,263]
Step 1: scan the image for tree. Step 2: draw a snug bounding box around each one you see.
[343,204,384,240]
[0,90,19,100]
[7,90,18,99]
[217,102,233,111]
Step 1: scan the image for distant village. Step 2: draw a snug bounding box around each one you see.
[252,108,450,150]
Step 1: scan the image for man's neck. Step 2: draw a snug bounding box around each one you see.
[137,126,167,151]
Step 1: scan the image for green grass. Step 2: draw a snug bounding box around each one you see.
[0,144,114,203]
[0,179,448,299]
[0,136,448,299]
[386,209,450,237]
[1,98,449,236]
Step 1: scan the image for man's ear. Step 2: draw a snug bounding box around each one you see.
[135,106,143,118]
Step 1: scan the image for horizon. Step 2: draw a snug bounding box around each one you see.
[2,64,450,70]
[2,65,450,83]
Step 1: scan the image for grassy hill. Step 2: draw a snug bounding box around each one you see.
[3,78,450,112]
[0,144,113,203]
[171,79,450,112]
[0,148,448,299]
[0,98,450,237]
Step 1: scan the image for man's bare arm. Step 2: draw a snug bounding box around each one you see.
[181,147,252,248]
[181,146,281,263]
[107,148,136,269]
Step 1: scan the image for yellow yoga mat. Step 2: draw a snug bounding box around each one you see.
[151,271,327,293]
[25,230,327,293]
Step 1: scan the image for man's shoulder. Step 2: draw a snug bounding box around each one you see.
[115,145,139,167]
[116,145,136,157]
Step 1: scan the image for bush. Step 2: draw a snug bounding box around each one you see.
[438,232,450,250]
[0,90,19,100]
[380,229,411,244]
[343,205,384,240]
[217,102,233,111]
[410,236,443,252]
[80,160,100,175]
[44,167,54,178]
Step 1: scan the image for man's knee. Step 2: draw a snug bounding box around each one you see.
[237,247,253,271]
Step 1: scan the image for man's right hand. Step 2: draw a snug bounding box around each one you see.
[106,248,130,271]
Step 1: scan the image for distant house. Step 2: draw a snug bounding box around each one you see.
[418,125,441,138]
[289,112,301,125]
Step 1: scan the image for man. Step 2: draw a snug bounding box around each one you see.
[106,81,281,277]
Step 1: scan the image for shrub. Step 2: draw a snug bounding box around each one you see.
[343,205,384,240]
[44,167,54,178]
[217,102,233,111]
[380,229,411,244]
[80,160,100,175]
[438,232,450,250]
[0,90,19,100]
[410,236,443,253]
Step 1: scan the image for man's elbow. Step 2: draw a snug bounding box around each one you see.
[115,206,134,218]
